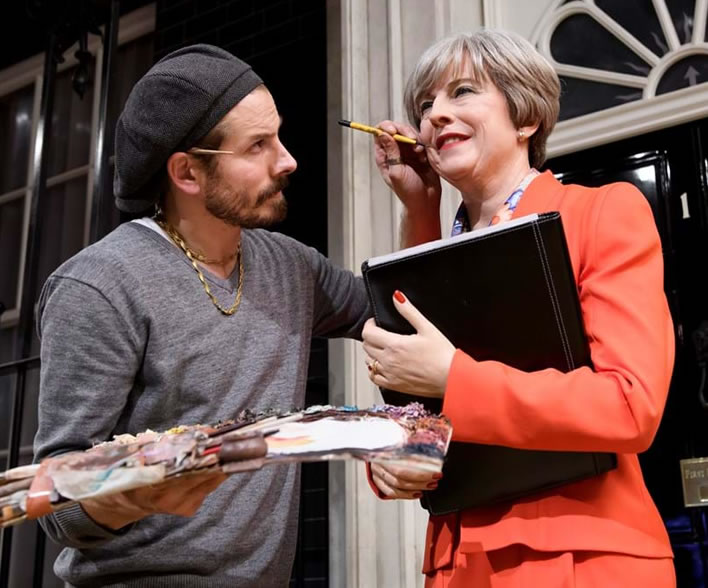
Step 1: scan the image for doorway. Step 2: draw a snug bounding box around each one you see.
[547,118,708,584]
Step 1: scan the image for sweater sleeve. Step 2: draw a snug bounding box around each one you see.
[305,247,372,339]
[441,183,675,454]
[33,276,142,547]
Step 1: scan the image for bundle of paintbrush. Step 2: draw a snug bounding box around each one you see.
[1,403,451,528]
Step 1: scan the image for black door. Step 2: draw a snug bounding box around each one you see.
[547,119,708,586]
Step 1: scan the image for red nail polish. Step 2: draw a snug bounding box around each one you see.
[426,482,438,489]
[432,473,442,480]
[393,290,406,303]
[413,492,422,498]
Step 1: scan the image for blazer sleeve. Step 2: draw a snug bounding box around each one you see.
[441,183,675,453]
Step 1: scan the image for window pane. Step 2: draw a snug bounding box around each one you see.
[667,0,695,44]
[0,366,38,463]
[656,55,708,94]
[20,366,39,448]
[595,0,669,57]
[8,521,42,588]
[559,76,643,121]
[0,85,33,193]
[551,14,652,76]
[47,60,96,177]
[36,176,87,290]
[0,326,18,364]
[0,373,15,470]
[0,197,25,310]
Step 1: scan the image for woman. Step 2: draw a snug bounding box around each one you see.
[363,30,676,587]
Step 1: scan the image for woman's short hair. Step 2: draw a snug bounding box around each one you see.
[404,29,561,168]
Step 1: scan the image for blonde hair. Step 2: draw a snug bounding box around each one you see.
[404,30,560,168]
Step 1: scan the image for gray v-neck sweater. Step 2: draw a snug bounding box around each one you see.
[33,222,370,587]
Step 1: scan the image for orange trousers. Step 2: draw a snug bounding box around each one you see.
[425,544,676,588]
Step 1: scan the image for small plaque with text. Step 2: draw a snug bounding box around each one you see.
[680,458,708,507]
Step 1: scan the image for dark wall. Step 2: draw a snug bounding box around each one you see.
[0,1,154,71]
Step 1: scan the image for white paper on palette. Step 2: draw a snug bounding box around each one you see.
[265,418,406,454]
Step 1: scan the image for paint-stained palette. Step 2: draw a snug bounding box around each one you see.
[0,403,451,528]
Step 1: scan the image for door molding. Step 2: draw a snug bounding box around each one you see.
[547,83,708,158]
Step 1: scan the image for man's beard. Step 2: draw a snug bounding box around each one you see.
[205,175,289,228]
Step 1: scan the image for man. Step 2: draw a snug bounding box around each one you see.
[33,45,370,587]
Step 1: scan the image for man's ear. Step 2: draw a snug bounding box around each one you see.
[166,152,203,196]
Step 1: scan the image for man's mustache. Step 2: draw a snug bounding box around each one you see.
[255,176,290,206]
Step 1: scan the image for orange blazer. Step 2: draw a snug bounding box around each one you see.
[375,171,675,573]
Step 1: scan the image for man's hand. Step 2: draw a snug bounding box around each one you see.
[81,470,227,530]
[370,462,441,499]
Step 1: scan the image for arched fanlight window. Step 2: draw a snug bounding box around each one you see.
[535,0,708,121]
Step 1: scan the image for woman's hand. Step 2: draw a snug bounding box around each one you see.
[370,462,441,499]
[374,120,442,212]
[362,290,456,398]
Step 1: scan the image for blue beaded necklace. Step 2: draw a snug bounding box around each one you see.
[450,169,539,236]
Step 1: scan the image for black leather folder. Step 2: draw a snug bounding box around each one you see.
[361,212,617,515]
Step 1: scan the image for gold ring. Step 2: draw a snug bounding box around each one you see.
[371,359,380,377]
[385,157,402,166]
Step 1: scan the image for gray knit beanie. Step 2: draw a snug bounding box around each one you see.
[114,44,263,213]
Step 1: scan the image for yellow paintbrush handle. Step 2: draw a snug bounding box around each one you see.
[340,119,421,146]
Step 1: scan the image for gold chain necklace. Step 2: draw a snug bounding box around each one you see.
[155,218,244,316]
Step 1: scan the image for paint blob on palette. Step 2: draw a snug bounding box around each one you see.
[0,403,451,529]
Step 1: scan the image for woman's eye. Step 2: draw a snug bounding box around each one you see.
[419,100,433,115]
[454,85,475,98]
[250,139,265,151]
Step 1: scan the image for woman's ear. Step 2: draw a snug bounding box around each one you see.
[166,152,203,196]
[518,123,540,141]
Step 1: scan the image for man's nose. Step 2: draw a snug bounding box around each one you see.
[276,140,297,175]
